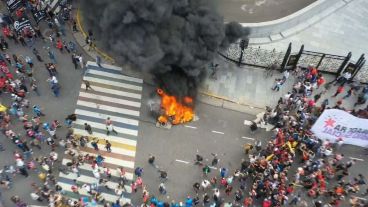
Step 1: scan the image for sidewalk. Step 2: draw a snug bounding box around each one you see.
[254,0,368,61]
[201,55,368,111]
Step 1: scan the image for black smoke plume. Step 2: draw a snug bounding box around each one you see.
[81,0,249,99]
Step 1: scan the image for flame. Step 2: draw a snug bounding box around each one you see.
[157,88,194,125]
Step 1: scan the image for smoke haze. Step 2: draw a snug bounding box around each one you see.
[82,0,249,98]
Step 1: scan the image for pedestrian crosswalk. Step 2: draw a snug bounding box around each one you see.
[57,61,142,206]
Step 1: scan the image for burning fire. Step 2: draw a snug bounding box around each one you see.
[157,88,194,125]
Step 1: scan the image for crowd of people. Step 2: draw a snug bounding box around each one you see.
[1,1,368,207]
[129,66,368,207]
[0,0,97,206]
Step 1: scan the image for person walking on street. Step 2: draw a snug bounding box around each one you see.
[332,85,344,97]
[32,48,43,62]
[51,83,60,97]
[91,139,99,151]
[96,55,102,67]
[343,87,355,99]
[47,49,56,64]
[211,153,218,166]
[202,165,211,177]
[84,123,93,134]
[78,54,84,69]
[148,154,155,165]
[31,81,40,96]
[84,80,93,91]
[289,194,301,205]
[159,183,166,194]
[105,140,112,152]
[106,117,118,136]
[158,170,168,182]
[72,53,78,69]
[56,39,63,53]
[32,105,45,117]
[72,20,78,32]
[25,56,33,68]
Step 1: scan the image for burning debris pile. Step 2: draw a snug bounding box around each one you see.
[82,0,250,125]
[157,88,194,125]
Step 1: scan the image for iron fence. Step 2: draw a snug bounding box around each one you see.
[219,42,368,83]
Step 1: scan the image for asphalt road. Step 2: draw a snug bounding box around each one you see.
[131,83,262,204]
[213,0,316,23]
[131,84,368,205]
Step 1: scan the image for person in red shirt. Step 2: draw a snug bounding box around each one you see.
[332,85,344,97]
[286,184,294,195]
[309,65,318,76]
[317,75,325,88]
[263,198,272,207]
[2,26,10,37]
[244,197,253,207]
[56,40,63,53]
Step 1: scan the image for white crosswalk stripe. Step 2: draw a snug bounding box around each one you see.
[64,150,135,169]
[74,119,138,136]
[78,92,141,108]
[83,76,142,91]
[57,182,131,204]
[77,100,140,117]
[75,108,139,126]
[72,128,137,147]
[58,62,142,205]
[86,69,143,84]
[59,172,132,193]
[61,159,134,180]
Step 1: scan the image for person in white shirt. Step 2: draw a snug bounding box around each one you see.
[78,55,84,69]
[30,192,43,202]
[336,71,352,85]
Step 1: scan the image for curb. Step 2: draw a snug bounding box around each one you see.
[73,7,265,115]
[76,8,115,63]
[245,0,354,45]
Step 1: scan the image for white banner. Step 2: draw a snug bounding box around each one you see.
[311,109,368,147]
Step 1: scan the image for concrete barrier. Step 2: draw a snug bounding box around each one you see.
[242,0,352,44]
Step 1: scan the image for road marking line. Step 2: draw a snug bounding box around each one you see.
[57,182,130,203]
[77,100,140,117]
[211,130,224,135]
[79,92,141,108]
[84,76,142,91]
[75,108,139,126]
[73,129,137,148]
[86,69,143,84]
[86,61,122,72]
[74,119,138,136]
[356,196,367,201]
[59,172,132,193]
[175,159,190,164]
[185,125,197,129]
[243,120,252,125]
[61,159,134,180]
[349,157,364,161]
[241,136,255,140]
[65,150,135,169]
[91,86,141,100]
